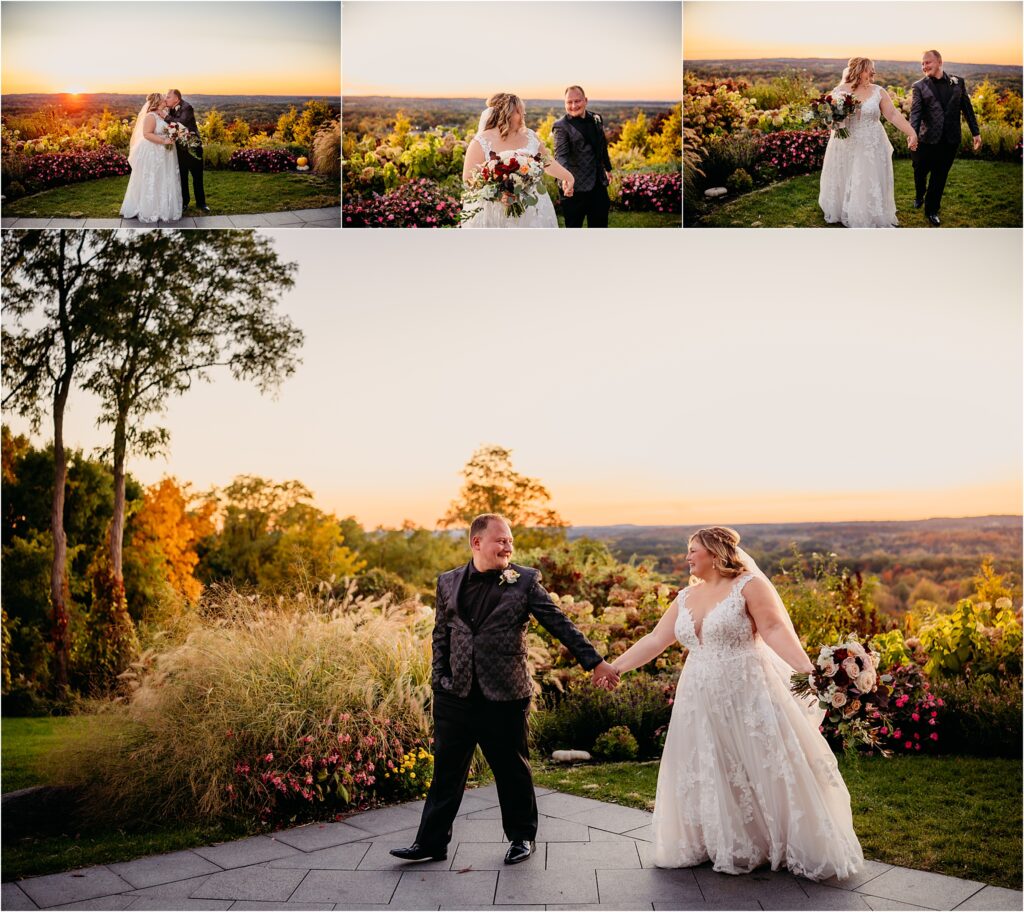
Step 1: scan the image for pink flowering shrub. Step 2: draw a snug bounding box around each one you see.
[753,129,830,182]
[615,171,681,213]
[21,145,130,192]
[873,664,942,755]
[229,148,297,173]
[343,179,461,228]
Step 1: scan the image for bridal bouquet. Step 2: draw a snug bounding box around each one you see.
[165,123,202,159]
[807,93,861,139]
[462,150,546,220]
[791,635,894,754]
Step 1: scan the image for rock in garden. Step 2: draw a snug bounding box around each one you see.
[704,187,728,199]
[551,749,592,762]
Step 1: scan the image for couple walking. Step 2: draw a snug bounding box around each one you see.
[461,86,613,228]
[819,50,981,228]
[391,515,864,881]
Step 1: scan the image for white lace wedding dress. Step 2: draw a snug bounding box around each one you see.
[120,113,183,223]
[461,129,558,229]
[653,573,865,881]
[818,84,897,228]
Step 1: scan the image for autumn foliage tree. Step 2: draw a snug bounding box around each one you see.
[439,445,567,548]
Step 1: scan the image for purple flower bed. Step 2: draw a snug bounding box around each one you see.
[228,148,297,173]
[754,129,830,181]
[617,171,682,213]
[23,145,130,191]
[343,178,461,228]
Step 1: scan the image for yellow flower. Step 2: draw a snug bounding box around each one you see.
[410,772,416,779]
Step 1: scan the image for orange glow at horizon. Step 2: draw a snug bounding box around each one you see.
[2,1,340,96]
[684,1,1022,66]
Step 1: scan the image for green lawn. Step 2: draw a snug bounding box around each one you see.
[557,210,681,228]
[534,755,1022,890]
[694,159,1022,228]
[4,717,1020,888]
[3,171,340,218]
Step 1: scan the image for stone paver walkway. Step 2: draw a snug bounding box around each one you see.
[2,788,1020,911]
[1,207,340,230]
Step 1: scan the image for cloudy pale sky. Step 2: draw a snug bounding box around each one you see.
[2,1,340,95]
[684,1,1022,64]
[3,229,1021,529]
[343,1,681,99]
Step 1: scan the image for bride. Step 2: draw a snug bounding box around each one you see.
[120,92,183,223]
[461,92,575,228]
[818,57,918,228]
[611,527,864,881]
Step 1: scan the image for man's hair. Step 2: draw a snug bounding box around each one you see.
[168,89,182,101]
[923,50,942,62]
[469,513,510,542]
[564,85,586,97]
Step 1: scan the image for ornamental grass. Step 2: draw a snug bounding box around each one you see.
[47,585,433,827]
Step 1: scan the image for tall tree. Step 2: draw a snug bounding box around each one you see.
[81,231,302,602]
[2,231,117,694]
[439,445,566,533]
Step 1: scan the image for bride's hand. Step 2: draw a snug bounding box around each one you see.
[562,175,574,198]
[907,131,919,152]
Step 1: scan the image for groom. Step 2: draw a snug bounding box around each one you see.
[910,50,981,226]
[391,513,619,865]
[164,89,209,212]
[552,86,613,228]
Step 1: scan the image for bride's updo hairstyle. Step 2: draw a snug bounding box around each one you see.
[145,92,164,112]
[841,57,873,88]
[690,526,746,579]
[485,93,525,139]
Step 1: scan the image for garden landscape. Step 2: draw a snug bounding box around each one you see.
[1,224,1021,903]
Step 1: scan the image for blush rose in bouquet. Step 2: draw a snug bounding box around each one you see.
[791,634,894,754]
[165,122,202,159]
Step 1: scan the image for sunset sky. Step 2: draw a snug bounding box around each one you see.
[684,1,1023,65]
[343,1,681,100]
[3,230,1020,530]
[1,1,340,95]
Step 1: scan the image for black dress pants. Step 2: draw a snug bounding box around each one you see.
[176,146,207,207]
[561,185,610,228]
[415,688,537,850]
[911,142,957,216]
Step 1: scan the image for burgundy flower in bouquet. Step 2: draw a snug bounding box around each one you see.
[807,93,862,139]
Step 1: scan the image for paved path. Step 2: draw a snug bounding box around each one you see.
[0,207,340,230]
[2,788,1020,911]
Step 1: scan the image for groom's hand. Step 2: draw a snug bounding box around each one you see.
[973,135,982,152]
[591,660,620,690]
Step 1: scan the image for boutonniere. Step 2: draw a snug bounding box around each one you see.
[950,77,959,86]
[498,568,520,586]
[592,113,603,125]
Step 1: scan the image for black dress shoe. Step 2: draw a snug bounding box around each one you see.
[913,197,924,209]
[389,843,447,861]
[504,840,535,865]
[198,205,211,213]
[927,213,941,226]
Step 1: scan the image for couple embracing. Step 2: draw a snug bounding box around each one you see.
[818,50,981,228]
[391,514,864,881]
[461,86,612,228]
[120,89,208,223]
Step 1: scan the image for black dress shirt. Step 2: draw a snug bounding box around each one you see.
[929,74,953,109]
[459,562,503,632]
[569,113,601,154]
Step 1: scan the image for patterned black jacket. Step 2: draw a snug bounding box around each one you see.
[166,100,203,148]
[431,562,603,701]
[910,75,980,145]
[552,112,612,193]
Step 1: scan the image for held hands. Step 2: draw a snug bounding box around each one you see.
[562,174,575,198]
[973,135,983,152]
[907,131,919,152]
[591,659,620,691]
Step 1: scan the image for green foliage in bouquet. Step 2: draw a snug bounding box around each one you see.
[593,724,639,761]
